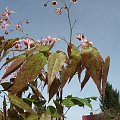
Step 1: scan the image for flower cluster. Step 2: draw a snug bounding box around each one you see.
[37,35,60,45]
[0,8,29,35]
[0,8,15,34]
[44,0,77,15]
[76,33,93,47]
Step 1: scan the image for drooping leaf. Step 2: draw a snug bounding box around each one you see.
[0,110,3,120]
[7,108,19,120]
[48,52,67,91]
[0,50,9,62]
[9,95,37,115]
[11,53,47,94]
[54,100,63,114]
[30,85,44,99]
[1,82,13,91]
[40,113,51,120]
[81,70,90,91]
[46,106,61,118]
[61,44,81,88]
[77,63,85,82]
[2,55,26,79]
[81,46,104,93]
[0,56,18,70]
[102,56,110,97]
[49,78,60,101]
[25,115,39,120]
[3,96,7,120]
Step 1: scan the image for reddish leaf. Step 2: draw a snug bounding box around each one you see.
[49,78,60,101]
[81,70,90,91]
[11,53,47,94]
[48,52,67,91]
[2,55,26,79]
[3,96,6,120]
[102,56,110,97]
[81,46,104,93]
[61,44,81,88]
[0,56,18,70]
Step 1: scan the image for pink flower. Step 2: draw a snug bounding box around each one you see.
[52,1,58,6]
[15,24,21,29]
[15,43,22,49]
[76,33,82,41]
[2,7,15,20]
[81,42,89,47]
[70,0,77,3]
[56,8,62,15]
[1,21,10,30]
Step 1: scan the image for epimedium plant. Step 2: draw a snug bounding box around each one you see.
[0,0,110,120]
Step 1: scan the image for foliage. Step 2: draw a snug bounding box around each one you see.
[100,82,120,112]
[100,82,120,119]
[0,0,110,119]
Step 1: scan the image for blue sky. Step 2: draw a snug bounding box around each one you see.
[0,0,120,120]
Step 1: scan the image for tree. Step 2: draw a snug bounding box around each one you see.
[100,82,120,119]
[0,1,110,120]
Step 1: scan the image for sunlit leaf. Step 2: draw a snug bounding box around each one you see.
[49,78,60,101]
[102,56,110,97]
[11,53,47,94]
[40,113,51,120]
[61,44,81,88]
[9,95,37,115]
[48,52,67,91]
[2,55,26,79]
[25,115,39,120]
[81,70,90,91]
[62,98,75,108]
[81,46,104,93]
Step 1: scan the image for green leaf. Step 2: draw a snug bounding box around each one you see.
[40,113,51,120]
[71,97,92,109]
[46,106,61,118]
[81,46,104,93]
[102,56,110,97]
[54,100,63,114]
[62,98,75,108]
[48,52,67,91]
[25,115,39,120]
[11,53,47,94]
[2,55,26,79]
[81,70,90,91]
[9,95,37,115]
